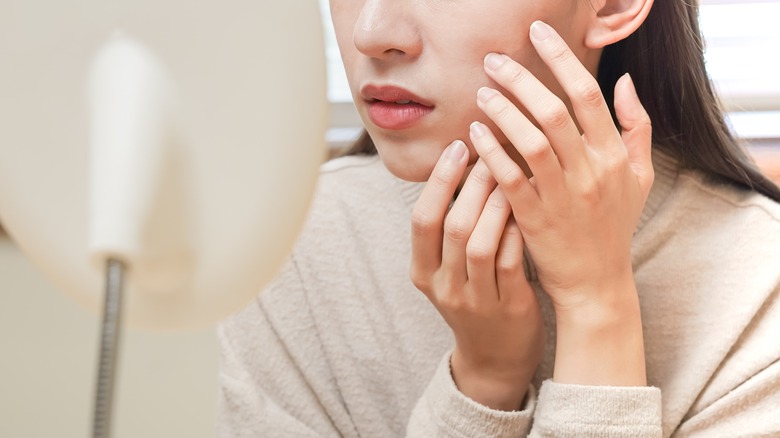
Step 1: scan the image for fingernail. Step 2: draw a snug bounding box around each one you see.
[530,21,552,41]
[470,121,488,139]
[623,73,638,97]
[484,53,508,71]
[477,87,499,103]
[444,140,467,161]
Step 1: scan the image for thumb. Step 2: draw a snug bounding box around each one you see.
[614,73,654,197]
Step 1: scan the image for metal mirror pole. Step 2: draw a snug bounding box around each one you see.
[92,259,125,438]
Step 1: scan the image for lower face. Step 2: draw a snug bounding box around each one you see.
[330,0,593,182]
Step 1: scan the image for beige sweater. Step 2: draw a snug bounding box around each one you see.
[217,149,780,437]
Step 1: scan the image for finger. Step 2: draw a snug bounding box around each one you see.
[441,159,497,283]
[495,216,532,304]
[529,21,618,148]
[482,52,587,174]
[615,73,654,199]
[410,140,469,291]
[469,119,544,212]
[475,88,565,199]
[465,187,513,301]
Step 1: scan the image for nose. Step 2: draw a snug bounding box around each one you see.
[353,0,422,61]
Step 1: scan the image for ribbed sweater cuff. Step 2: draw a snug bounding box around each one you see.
[533,380,662,437]
[409,352,535,437]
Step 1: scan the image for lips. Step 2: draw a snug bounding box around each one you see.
[361,85,435,130]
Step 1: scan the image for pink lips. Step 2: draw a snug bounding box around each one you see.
[361,85,435,130]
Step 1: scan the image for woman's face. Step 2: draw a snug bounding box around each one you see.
[329,0,601,182]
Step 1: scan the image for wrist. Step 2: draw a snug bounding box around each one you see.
[450,348,535,411]
[552,277,648,387]
[551,267,639,327]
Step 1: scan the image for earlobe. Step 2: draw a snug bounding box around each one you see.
[584,0,654,49]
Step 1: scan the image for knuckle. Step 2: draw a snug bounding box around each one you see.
[548,43,572,65]
[469,165,493,186]
[496,252,522,275]
[431,168,455,187]
[508,64,530,86]
[639,112,652,128]
[483,142,505,160]
[484,194,509,214]
[540,101,570,130]
[524,136,553,163]
[605,154,628,174]
[409,267,431,293]
[492,102,515,122]
[578,180,602,204]
[433,282,466,311]
[411,210,437,237]
[445,296,470,314]
[578,80,605,108]
[465,241,493,265]
[501,168,528,191]
[444,216,471,242]
[637,115,653,138]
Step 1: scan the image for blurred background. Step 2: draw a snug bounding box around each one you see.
[1,1,779,436]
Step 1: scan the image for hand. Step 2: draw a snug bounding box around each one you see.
[469,21,653,386]
[471,21,654,317]
[410,143,544,411]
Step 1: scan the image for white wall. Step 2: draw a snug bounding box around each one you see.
[0,235,219,438]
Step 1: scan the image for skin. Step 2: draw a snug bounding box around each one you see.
[330,0,594,182]
[330,0,655,411]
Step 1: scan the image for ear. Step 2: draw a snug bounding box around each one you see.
[584,0,655,49]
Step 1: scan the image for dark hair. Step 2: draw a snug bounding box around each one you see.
[341,0,780,201]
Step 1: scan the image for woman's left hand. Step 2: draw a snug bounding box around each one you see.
[470,21,654,386]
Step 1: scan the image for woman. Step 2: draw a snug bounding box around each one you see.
[218,0,780,436]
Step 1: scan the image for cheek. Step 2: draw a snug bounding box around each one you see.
[328,3,361,78]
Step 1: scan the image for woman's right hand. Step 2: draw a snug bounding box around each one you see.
[410,140,545,411]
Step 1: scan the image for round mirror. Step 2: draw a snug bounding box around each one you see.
[0,0,327,330]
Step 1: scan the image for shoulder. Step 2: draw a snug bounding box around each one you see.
[651,162,780,236]
[316,154,390,194]
[673,169,780,242]
[292,153,422,253]
[301,154,387,226]
[660,171,780,422]
[637,165,780,296]
[307,153,423,219]
[680,170,780,222]
[674,168,780,265]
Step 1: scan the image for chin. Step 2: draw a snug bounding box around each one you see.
[378,151,433,182]
[373,139,440,183]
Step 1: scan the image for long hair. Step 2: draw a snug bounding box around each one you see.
[341,1,780,201]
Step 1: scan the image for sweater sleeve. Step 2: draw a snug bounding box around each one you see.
[529,381,663,437]
[407,351,536,438]
[528,277,780,438]
[217,260,538,438]
[216,258,347,438]
[216,316,341,438]
[217,367,324,438]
